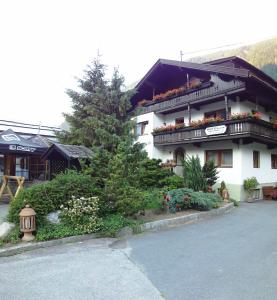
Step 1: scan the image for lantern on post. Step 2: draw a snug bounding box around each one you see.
[19,205,36,242]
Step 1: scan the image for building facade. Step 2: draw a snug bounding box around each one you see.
[132,57,277,201]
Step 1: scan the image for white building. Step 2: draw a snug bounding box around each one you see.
[132,57,277,201]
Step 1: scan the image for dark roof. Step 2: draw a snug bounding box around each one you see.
[131,57,277,106]
[136,58,249,90]
[205,56,277,88]
[27,135,53,148]
[42,143,93,160]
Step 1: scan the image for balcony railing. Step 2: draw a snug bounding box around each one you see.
[141,79,246,114]
[153,119,277,146]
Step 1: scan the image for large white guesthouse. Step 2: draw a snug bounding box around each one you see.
[131,57,277,201]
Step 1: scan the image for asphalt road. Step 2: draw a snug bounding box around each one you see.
[0,238,163,300]
[1,201,277,300]
[123,201,277,300]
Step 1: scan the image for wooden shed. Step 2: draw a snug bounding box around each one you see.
[41,143,93,179]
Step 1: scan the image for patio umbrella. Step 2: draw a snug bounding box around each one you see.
[0,129,48,155]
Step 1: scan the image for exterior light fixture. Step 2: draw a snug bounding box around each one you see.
[19,205,36,242]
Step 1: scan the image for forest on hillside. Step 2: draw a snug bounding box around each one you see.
[189,38,277,81]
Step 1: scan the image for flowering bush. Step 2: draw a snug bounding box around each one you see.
[190,117,224,127]
[60,196,102,233]
[137,80,202,106]
[153,123,185,133]
[230,112,261,120]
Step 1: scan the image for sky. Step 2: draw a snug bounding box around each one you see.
[0,0,276,127]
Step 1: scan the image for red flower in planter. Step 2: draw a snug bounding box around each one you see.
[166,195,171,202]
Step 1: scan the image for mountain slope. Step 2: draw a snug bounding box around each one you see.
[189,38,277,81]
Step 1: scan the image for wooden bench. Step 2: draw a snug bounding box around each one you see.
[262,186,274,200]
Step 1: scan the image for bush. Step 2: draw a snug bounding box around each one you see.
[60,196,102,233]
[138,159,172,188]
[159,175,184,190]
[143,188,165,210]
[8,170,100,225]
[36,223,83,241]
[243,177,259,196]
[99,214,135,237]
[1,225,21,244]
[183,156,207,191]
[165,188,222,213]
[202,160,219,187]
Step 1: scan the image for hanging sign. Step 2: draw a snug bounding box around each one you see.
[205,125,227,136]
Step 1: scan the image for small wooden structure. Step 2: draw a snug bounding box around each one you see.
[42,143,93,179]
[0,175,25,201]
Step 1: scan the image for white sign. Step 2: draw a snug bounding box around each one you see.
[205,125,227,136]
[9,145,36,152]
[2,134,20,142]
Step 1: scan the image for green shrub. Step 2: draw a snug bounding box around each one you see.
[243,177,259,197]
[183,156,207,191]
[36,223,83,241]
[138,159,172,188]
[143,189,164,210]
[8,170,100,225]
[165,188,222,212]
[189,191,221,211]
[159,175,184,190]
[2,225,21,244]
[202,160,219,186]
[60,196,101,233]
[98,214,134,237]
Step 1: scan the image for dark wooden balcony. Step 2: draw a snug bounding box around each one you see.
[140,78,246,115]
[153,119,277,147]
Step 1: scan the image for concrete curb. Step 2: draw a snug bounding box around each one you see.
[137,202,235,233]
[0,203,234,257]
[0,234,97,257]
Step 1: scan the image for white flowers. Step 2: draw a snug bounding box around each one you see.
[60,196,101,233]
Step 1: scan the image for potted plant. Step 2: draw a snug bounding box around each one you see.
[243,177,259,202]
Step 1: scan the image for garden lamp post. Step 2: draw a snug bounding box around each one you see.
[19,205,36,242]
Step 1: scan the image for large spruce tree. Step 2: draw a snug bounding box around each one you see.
[58,58,135,152]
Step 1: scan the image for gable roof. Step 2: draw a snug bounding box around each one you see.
[136,58,250,90]
[205,56,277,88]
[42,143,93,160]
[131,57,276,106]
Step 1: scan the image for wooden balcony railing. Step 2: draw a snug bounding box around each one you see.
[140,79,246,115]
[153,119,277,146]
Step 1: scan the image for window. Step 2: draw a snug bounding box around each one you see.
[15,156,29,179]
[253,151,260,168]
[175,117,184,125]
[272,154,277,169]
[204,108,231,120]
[136,121,148,136]
[206,149,233,168]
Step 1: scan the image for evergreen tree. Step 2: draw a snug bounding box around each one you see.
[58,58,135,152]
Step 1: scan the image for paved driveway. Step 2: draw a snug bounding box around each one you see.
[0,204,9,223]
[123,201,277,300]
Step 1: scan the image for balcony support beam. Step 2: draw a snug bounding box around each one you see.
[188,102,191,125]
[224,94,229,120]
